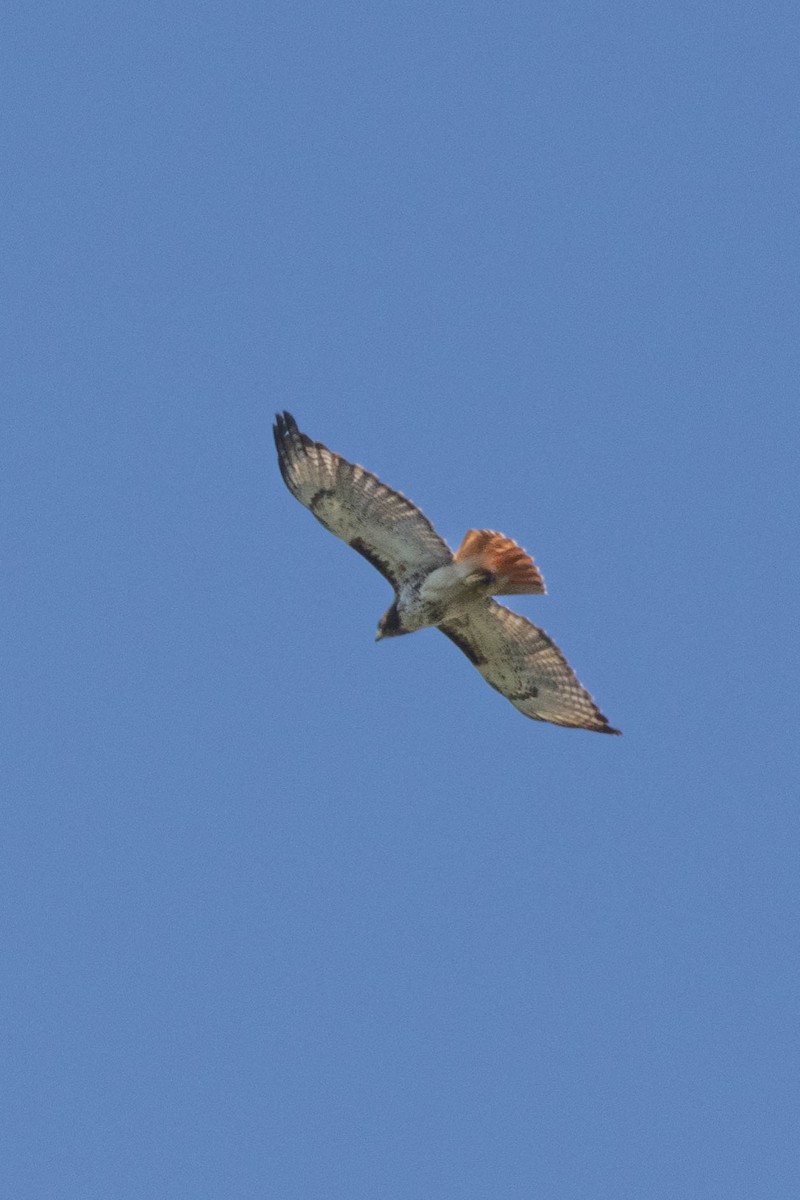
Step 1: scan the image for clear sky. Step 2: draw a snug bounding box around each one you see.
[4,2,799,1197]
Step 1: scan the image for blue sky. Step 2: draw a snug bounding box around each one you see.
[4,2,799,1196]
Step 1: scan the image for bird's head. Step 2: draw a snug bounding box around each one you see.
[375,601,404,641]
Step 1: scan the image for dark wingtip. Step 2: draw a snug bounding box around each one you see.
[596,722,622,735]
[272,414,285,460]
[272,411,297,434]
[273,412,300,486]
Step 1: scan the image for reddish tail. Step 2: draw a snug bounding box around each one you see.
[454,529,546,595]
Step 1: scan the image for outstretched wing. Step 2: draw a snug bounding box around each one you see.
[273,412,452,589]
[440,600,620,734]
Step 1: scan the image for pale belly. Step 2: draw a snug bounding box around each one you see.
[396,562,486,631]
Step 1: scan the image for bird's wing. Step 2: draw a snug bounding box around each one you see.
[274,412,452,589]
[439,600,620,733]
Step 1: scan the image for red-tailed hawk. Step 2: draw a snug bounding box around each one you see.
[274,412,620,734]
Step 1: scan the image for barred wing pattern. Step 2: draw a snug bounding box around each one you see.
[273,412,452,589]
[440,601,620,734]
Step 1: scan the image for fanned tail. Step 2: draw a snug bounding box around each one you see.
[454,529,546,595]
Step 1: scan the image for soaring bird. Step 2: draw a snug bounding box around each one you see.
[273,412,620,734]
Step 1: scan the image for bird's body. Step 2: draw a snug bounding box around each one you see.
[383,561,485,634]
[273,412,620,734]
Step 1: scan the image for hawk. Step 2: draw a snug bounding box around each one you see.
[273,412,620,734]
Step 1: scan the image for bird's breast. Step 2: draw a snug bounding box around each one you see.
[392,562,484,631]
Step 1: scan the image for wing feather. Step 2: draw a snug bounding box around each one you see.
[440,600,620,733]
[273,412,452,589]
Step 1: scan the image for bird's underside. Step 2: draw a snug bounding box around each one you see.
[273,411,620,734]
